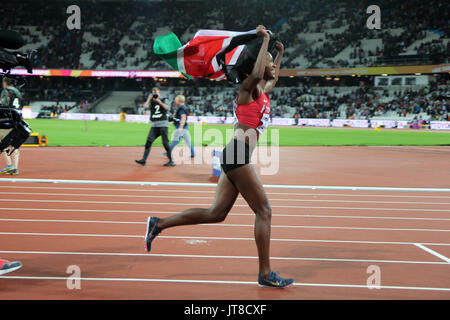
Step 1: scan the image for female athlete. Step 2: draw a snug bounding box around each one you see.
[144,25,294,288]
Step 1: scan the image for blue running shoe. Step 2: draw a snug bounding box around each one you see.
[145,217,161,252]
[5,168,19,175]
[258,271,294,288]
[0,165,14,174]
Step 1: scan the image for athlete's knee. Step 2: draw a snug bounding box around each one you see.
[208,206,228,223]
[257,203,272,221]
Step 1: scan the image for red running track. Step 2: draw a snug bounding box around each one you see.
[0,146,449,299]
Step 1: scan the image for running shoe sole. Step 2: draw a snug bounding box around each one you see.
[0,167,14,174]
[258,283,294,288]
[257,271,294,288]
[163,162,176,167]
[0,262,23,275]
[145,217,159,252]
[145,216,152,251]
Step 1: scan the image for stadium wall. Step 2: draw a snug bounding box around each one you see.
[50,113,450,130]
[9,63,450,79]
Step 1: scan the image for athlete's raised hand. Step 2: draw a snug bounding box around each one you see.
[275,40,284,52]
[256,25,269,39]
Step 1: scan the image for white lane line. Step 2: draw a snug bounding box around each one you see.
[2,218,450,233]
[0,250,445,265]
[1,231,450,246]
[2,207,450,221]
[369,146,450,153]
[1,199,449,212]
[1,178,449,192]
[3,192,449,205]
[414,244,450,263]
[1,275,450,292]
[2,185,449,199]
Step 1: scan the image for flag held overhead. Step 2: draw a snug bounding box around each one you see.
[153,32,190,79]
[153,29,278,83]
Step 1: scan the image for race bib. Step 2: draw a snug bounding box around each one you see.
[256,103,270,133]
[257,113,270,133]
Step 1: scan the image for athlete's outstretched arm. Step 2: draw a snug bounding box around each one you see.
[240,25,270,96]
[265,40,284,93]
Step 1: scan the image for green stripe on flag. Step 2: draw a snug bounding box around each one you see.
[153,33,190,79]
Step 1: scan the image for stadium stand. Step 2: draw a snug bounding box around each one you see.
[1,0,448,70]
[1,0,448,122]
[17,74,448,122]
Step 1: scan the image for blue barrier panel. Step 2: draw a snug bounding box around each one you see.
[212,149,222,177]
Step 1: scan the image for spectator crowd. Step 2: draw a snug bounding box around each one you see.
[1,0,448,70]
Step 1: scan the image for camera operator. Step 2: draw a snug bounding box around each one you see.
[0,76,23,175]
[0,30,33,74]
[135,87,175,167]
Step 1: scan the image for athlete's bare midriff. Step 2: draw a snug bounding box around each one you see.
[233,122,259,149]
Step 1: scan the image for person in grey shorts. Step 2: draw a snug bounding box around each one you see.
[168,95,195,158]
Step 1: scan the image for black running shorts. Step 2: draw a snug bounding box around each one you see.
[220,138,251,173]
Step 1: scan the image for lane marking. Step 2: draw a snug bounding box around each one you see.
[2,207,450,221]
[1,275,450,292]
[1,178,449,192]
[1,198,449,212]
[414,244,450,263]
[2,185,449,199]
[369,146,450,153]
[3,192,449,205]
[0,250,445,265]
[1,231,450,246]
[2,218,450,232]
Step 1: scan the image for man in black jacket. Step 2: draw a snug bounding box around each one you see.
[135,87,175,167]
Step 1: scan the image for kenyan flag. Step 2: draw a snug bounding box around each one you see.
[153,29,258,81]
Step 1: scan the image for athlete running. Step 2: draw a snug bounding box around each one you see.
[144,25,294,288]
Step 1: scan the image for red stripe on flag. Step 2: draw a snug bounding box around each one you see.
[177,29,256,80]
